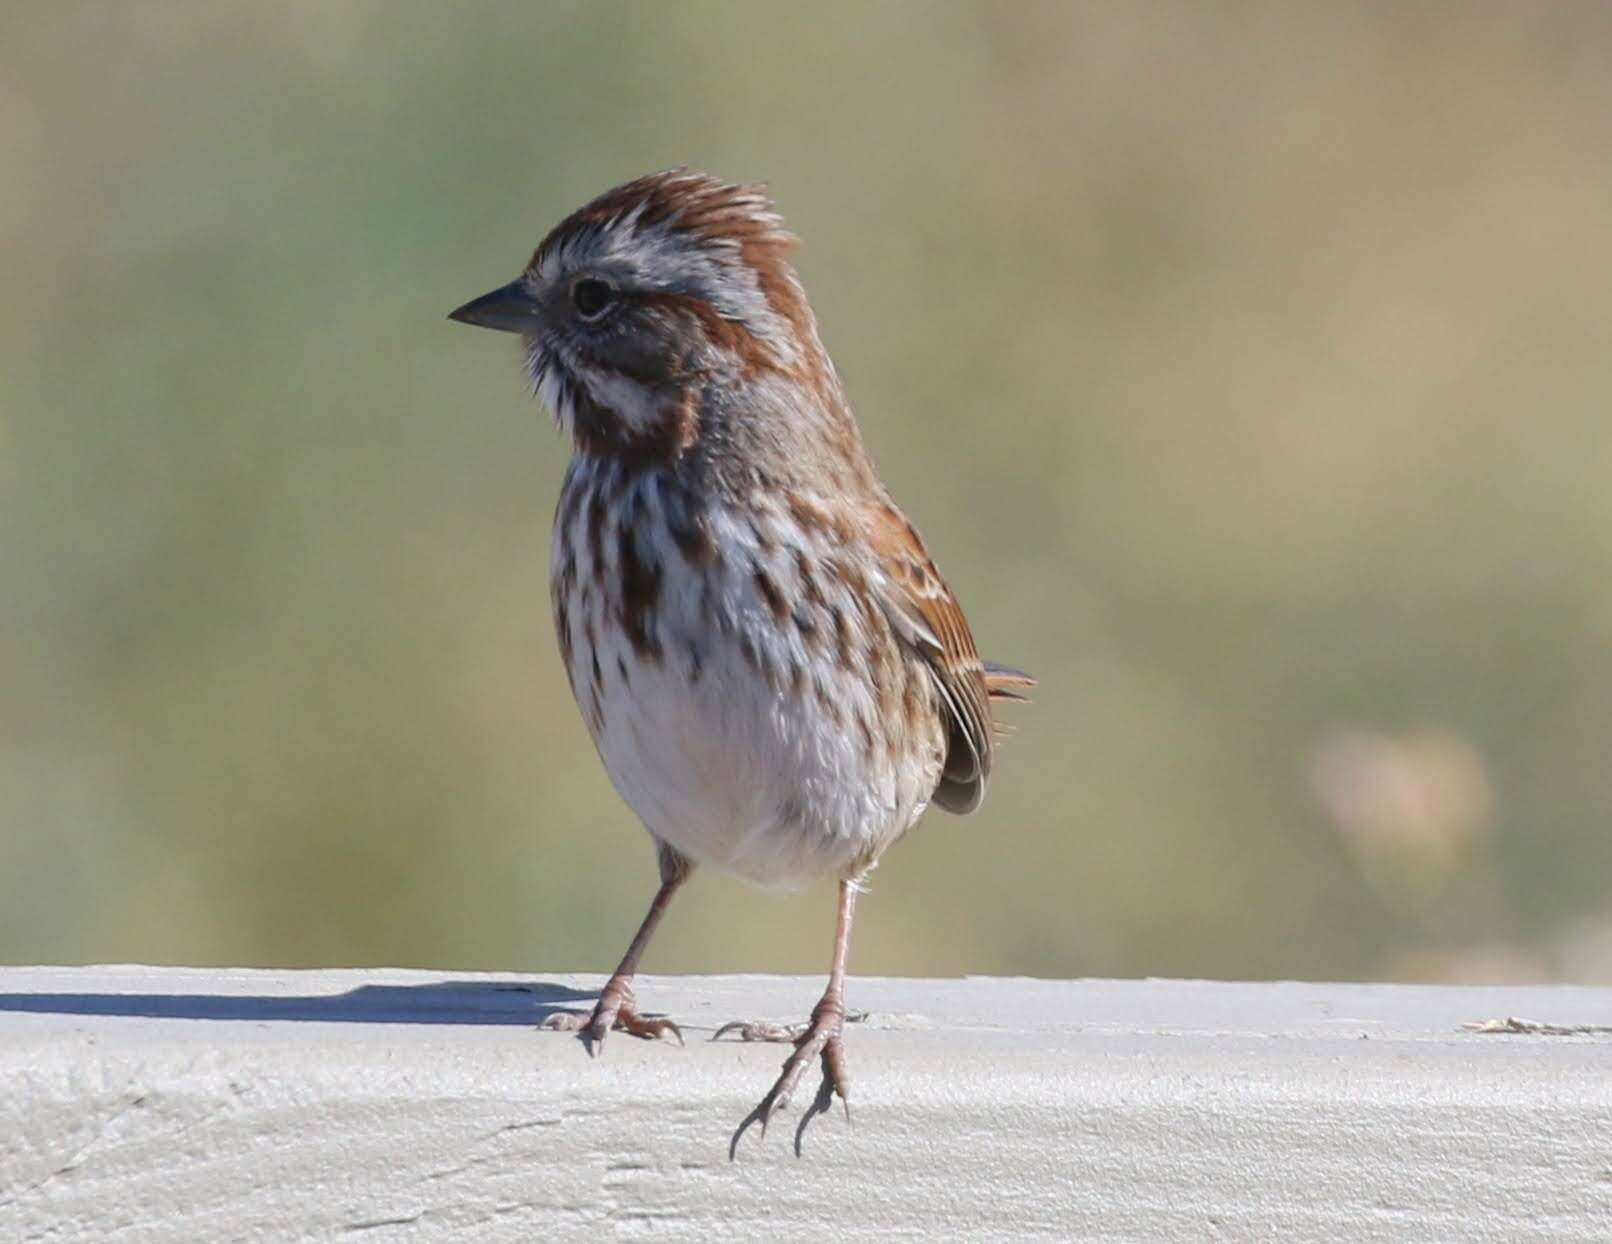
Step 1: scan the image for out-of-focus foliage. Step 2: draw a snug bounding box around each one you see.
[5,3,1612,983]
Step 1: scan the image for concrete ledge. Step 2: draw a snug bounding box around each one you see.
[2,968,1610,1241]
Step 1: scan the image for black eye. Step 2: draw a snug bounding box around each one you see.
[571,277,616,321]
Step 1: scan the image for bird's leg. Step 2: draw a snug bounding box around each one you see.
[543,844,689,1055]
[724,877,860,1158]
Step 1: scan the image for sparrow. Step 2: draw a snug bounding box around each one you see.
[449,170,1030,1155]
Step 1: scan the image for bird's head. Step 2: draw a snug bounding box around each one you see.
[450,170,830,466]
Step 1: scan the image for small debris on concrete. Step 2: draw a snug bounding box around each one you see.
[1463,1016,1612,1036]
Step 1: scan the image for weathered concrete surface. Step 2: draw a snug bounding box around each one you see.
[1,967,1609,1241]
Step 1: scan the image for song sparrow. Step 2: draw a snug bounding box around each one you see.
[449,170,1030,1155]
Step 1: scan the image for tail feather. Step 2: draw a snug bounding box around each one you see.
[982,660,1035,703]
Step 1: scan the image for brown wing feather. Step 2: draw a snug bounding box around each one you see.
[864,499,1030,815]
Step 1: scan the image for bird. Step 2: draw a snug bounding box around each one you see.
[448,169,1030,1155]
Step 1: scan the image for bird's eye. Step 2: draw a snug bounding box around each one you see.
[571,278,616,322]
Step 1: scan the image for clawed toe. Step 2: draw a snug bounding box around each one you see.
[619,1011,683,1045]
[793,1060,846,1152]
[712,1010,868,1044]
[712,1019,805,1043]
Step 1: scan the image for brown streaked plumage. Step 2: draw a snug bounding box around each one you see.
[448,169,1030,1156]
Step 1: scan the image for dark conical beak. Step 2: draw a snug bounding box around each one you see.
[447,278,544,333]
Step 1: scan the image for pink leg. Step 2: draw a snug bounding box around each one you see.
[543,846,689,1054]
[724,877,859,1157]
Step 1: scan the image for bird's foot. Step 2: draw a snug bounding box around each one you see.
[541,977,682,1055]
[723,995,852,1158]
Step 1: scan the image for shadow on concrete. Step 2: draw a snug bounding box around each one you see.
[0,980,601,1026]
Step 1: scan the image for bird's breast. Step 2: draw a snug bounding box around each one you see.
[549,457,945,886]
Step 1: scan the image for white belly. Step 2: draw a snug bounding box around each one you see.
[551,462,941,887]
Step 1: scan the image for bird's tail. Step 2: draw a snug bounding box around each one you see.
[983,660,1033,739]
[982,660,1035,703]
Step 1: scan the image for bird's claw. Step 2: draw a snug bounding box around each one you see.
[541,984,683,1055]
[727,1004,852,1159]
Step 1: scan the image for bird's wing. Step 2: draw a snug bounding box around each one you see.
[864,499,1028,815]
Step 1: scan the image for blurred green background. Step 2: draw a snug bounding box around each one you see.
[6,3,1612,984]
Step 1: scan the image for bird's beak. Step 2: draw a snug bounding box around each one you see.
[447,278,544,334]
